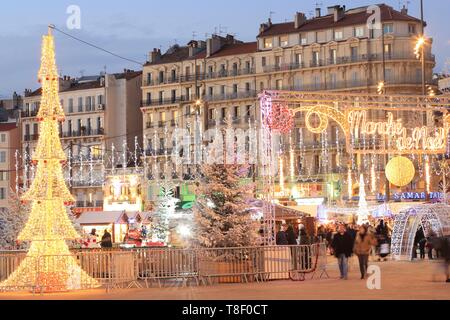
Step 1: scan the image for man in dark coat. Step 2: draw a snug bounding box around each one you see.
[100,229,113,249]
[331,224,354,280]
[276,224,288,245]
[440,236,450,283]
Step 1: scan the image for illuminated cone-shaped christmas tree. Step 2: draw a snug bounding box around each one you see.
[0,29,99,292]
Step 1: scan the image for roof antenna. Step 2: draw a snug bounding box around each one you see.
[269,11,275,21]
[192,31,197,40]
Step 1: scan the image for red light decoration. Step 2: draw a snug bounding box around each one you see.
[265,103,294,134]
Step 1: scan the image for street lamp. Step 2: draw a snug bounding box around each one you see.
[414,36,425,59]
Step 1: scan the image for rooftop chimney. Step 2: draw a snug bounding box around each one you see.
[259,18,273,34]
[149,48,161,63]
[295,12,307,28]
[400,5,408,15]
[315,7,321,18]
[328,5,345,22]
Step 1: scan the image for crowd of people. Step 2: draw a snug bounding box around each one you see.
[275,219,394,280]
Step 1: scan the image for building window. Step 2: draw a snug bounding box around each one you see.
[383,23,393,34]
[354,27,364,38]
[233,84,238,94]
[171,89,176,102]
[351,71,358,86]
[264,38,273,49]
[97,95,104,105]
[221,108,226,120]
[299,33,307,45]
[279,35,288,47]
[208,87,214,96]
[276,79,283,90]
[408,24,417,34]
[159,71,164,84]
[220,85,225,95]
[384,44,392,58]
[334,30,343,40]
[329,49,337,64]
[160,111,166,122]
[208,109,214,120]
[245,83,251,92]
[351,47,358,61]
[0,134,5,143]
[33,123,38,135]
[233,106,240,118]
[275,56,281,68]
[295,53,303,66]
[313,51,320,66]
[0,151,6,163]
[0,188,6,200]
[262,56,267,67]
[159,91,164,104]
[146,73,152,85]
[68,98,74,113]
[78,97,83,112]
[0,171,8,181]
[146,93,152,105]
[313,75,321,90]
[329,73,337,89]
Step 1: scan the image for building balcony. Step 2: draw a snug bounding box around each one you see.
[61,128,105,138]
[23,134,39,142]
[141,95,193,107]
[203,90,257,102]
[263,53,435,74]
[21,110,39,118]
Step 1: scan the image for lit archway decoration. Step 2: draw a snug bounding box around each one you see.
[391,204,449,260]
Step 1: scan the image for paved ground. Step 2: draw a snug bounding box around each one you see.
[0,258,448,300]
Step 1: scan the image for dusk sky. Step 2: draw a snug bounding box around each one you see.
[0,0,449,98]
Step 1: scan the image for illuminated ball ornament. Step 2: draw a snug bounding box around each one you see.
[265,103,294,134]
[385,156,416,187]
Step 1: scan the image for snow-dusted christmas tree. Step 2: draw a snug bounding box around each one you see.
[193,164,257,248]
[152,182,179,244]
[357,174,370,225]
[0,189,30,250]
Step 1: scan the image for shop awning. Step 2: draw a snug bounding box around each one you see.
[274,204,309,220]
[76,211,130,225]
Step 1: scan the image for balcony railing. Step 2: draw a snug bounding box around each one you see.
[62,128,105,138]
[141,95,193,107]
[21,110,39,118]
[23,134,39,142]
[144,68,256,87]
[263,53,435,73]
[203,90,257,102]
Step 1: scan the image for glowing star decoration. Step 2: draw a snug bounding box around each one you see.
[357,174,370,225]
[265,103,294,134]
[385,156,416,187]
[0,29,99,293]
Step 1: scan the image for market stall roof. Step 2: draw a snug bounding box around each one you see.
[274,204,309,220]
[76,211,130,225]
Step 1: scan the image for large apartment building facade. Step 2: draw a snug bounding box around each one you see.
[21,70,142,213]
[141,4,436,203]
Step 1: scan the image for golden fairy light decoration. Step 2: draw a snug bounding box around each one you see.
[279,156,285,194]
[347,168,353,199]
[289,138,295,182]
[385,156,416,187]
[371,162,377,193]
[0,29,99,292]
[425,157,431,194]
[414,36,425,59]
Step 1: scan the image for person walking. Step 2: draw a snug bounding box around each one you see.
[354,225,377,279]
[441,236,450,283]
[100,229,113,249]
[286,225,297,245]
[331,224,354,280]
[276,224,288,245]
[419,237,427,260]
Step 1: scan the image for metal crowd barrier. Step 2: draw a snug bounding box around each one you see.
[0,244,328,292]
